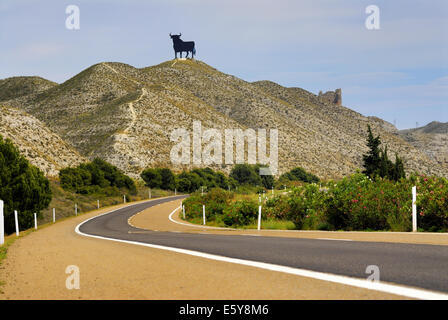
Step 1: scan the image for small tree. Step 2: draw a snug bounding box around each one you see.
[362,126,405,181]
[392,154,405,181]
[230,164,262,186]
[0,135,52,234]
[140,168,162,189]
[362,125,382,178]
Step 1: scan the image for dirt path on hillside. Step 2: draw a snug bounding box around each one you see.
[0,198,405,300]
[131,202,448,246]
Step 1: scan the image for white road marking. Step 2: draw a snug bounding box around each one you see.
[75,203,448,300]
[317,238,353,241]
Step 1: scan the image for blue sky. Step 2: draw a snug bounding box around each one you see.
[1,0,447,129]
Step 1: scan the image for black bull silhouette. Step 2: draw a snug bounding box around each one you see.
[170,33,196,59]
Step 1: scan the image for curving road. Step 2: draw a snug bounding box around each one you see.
[77,196,448,298]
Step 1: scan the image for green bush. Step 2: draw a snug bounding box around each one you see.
[204,187,233,204]
[415,175,448,232]
[287,184,326,229]
[265,196,290,220]
[140,168,162,189]
[60,158,136,195]
[230,164,262,187]
[222,200,258,226]
[324,174,412,231]
[0,135,52,234]
[182,194,203,220]
[280,167,320,184]
[179,167,448,232]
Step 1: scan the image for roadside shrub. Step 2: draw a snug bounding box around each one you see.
[230,164,262,187]
[204,187,233,204]
[182,194,203,220]
[0,135,52,234]
[280,167,320,184]
[287,184,326,229]
[222,200,258,226]
[264,195,290,220]
[60,158,136,195]
[140,168,162,189]
[415,175,448,232]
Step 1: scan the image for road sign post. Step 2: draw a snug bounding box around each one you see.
[34,212,37,230]
[258,205,262,231]
[14,210,19,236]
[412,186,417,232]
[182,205,185,219]
[203,205,206,225]
[53,208,56,223]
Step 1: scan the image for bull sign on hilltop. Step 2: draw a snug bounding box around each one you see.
[170,33,196,59]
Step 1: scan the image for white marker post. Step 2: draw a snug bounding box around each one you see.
[53,208,55,223]
[201,187,204,196]
[75,203,78,216]
[272,187,274,195]
[0,200,4,245]
[203,205,206,225]
[123,195,126,203]
[149,189,151,199]
[34,212,37,230]
[14,210,19,236]
[257,205,262,231]
[182,205,185,219]
[412,186,417,232]
[175,188,177,196]
[97,200,100,209]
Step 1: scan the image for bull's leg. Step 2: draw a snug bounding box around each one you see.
[186,51,189,58]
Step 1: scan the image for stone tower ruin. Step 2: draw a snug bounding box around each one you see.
[318,88,342,106]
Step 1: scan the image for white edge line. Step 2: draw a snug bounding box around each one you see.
[75,203,448,300]
[317,238,353,241]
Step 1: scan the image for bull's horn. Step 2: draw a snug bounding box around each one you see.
[169,32,172,36]
[179,33,182,36]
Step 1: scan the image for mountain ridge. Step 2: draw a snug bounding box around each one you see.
[1,59,446,179]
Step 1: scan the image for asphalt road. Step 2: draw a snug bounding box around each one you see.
[78,196,448,294]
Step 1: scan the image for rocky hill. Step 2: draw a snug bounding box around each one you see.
[1,59,446,179]
[0,76,57,101]
[0,105,86,176]
[398,122,448,169]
